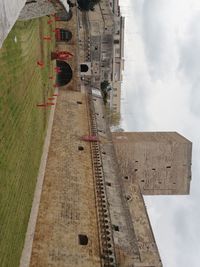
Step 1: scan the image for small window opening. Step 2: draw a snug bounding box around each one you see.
[125,195,131,201]
[124,176,128,180]
[114,39,119,44]
[77,101,82,104]
[106,182,111,187]
[112,225,119,231]
[166,166,171,168]
[78,234,88,245]
[152,168,156,171]
[134,169,138,172]
[78,146,84,151]
[141,180,145,182]
[80,64,89,72]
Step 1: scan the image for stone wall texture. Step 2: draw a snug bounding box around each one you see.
[112,131,192,195]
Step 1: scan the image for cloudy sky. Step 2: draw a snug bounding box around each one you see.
[0,0,27,47]
[119,0,200,266]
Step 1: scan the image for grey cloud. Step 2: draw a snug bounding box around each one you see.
[173,208,195,241]
[190,157,200,195]
[121,73,152,130]
[178,13,200,81]
[189,81,200,116]
[140,1,170,78]
[178,13,200,116]
[119,0,200,265]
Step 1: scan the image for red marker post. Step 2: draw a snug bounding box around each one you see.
[43,36,51,41]
[47,19,53,24]
[46,102,55,106]
[37,104,46,107]
[37,61,44,68]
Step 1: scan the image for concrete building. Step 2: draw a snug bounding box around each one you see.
[75,5,192,267]
[111,131,192,266]
[86,0,115,88]
[110,15,125,114]
[85,0,124,111]
[112,132,192,195]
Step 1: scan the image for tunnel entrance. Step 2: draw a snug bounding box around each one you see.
[56,60,73,86]
[55,28,72,42]
[80,64,89,73]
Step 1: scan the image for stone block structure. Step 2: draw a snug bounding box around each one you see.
[12,1,192,267]
[112,132,192,195]
[111,132,192,267]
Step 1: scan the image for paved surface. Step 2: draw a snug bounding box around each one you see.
[29,88,101,267]
[30,90,100,267]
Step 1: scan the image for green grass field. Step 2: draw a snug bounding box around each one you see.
[0,17,56,267]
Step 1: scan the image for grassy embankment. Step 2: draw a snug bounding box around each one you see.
[0,16,56,267]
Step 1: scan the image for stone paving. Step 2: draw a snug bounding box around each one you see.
[29,88,101,267]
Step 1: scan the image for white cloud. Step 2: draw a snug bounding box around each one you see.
[120,0,200,266]
[0,0,27,47]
